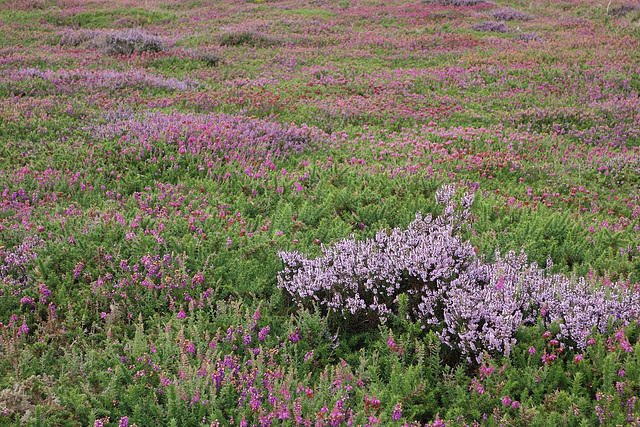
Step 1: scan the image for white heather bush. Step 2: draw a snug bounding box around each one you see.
[98,28,166,55]
[422,0,491,5]
[471,20,509,33]
[278,185,640,361]
[490,7,531,21]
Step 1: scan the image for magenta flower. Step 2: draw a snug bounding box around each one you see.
[258,326,270,341]
[392,403,402,421]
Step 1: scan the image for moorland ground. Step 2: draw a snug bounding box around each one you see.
[1,0,640,425]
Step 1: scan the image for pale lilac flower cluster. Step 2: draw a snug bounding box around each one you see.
[55,28,103,47]
[471,21,509,33]
[422,0,491,6]
[7,67,198,93]
[490,7,531,21]
[609,4,640,16]
[514,31,543,42]
[0,235,44,291]
[279,185,640,361]
[279,184,476,325]
[99,28,166,55]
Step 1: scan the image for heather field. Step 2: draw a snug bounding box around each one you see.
[1,0,640,425]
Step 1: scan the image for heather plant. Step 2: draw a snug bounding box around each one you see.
[97,28,166,56]
[421,0,491,6]
[279,185,640,361]
[53,28,101,47]
[514,30,543,42]
[608,3,640,16]
[490,7,531,21]
[471,20,509,33]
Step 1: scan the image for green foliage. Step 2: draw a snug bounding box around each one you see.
[63,8,176,29]
[218,31,285,47]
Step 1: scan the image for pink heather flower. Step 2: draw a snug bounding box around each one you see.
[618,369,626,377]
[388,335,396,349]
[528,347,536,355]
[587,338,596,346]
[118,417,128,427]
[176,309,186,319]
[542,331,551,339]
[501,396,512,407]
[17,322,29,337]
[574,354,583,364]
[511,401,521,409]
[541,353,556,365]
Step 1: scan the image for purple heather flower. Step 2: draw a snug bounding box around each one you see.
[392,403,402,421]
[258,326,270,341]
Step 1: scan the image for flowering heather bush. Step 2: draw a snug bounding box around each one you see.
[0,235,44,293]
[471,20,509,33]
[421,0,491,6]
[96,28,166,55]
[3,67,198,93]
[279,185,640,360]
[279,185,477,324]
[54,28,102,47]
[608,3,640,16]
[514,31,543,42]
[490,7,531,21]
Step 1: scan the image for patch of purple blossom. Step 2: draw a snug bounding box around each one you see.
[95,28,167,55]
[608,3,640,16]
[490,7,531,21]
[422,0,492,6]
[5,67,199,93]
[514,31,543,42]
[278,185,640,362]
[471,21,509,33]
